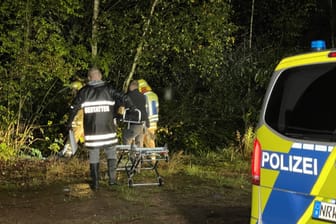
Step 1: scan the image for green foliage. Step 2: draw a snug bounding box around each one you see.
[136,1,240,152]
[234,126,255,159]
[0,143,16,161]
[48,140,63,155]
[20,148,43,160]
[0,0,89,159]
[0,0,332,159]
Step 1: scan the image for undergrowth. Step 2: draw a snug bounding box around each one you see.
[0,145,251,191]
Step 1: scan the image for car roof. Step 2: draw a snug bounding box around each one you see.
[275,50,336,71]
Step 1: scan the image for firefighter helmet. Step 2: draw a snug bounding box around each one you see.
[70,81,83,90]
[138,79,152,93]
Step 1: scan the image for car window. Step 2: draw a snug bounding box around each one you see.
[265,63,336,141]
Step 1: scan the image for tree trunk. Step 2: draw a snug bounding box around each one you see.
[92,0,99,59]
[123,0,159,92]
[249,0,255,49]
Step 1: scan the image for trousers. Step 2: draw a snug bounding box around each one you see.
[88,145,117,164]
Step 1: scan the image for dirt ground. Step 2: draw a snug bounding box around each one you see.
[0,172,251,224]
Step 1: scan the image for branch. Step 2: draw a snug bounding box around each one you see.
[123,0,160,92]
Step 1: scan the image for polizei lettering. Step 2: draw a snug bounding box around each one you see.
[261,151,318,175]
[84,105,110,113]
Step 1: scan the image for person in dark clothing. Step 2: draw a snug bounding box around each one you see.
[122,80,149,147]
[67,68,134,190]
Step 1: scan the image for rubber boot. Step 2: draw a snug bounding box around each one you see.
[107,159,117,185]
[90,163,99,190]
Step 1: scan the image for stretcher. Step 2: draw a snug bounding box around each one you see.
[123,108,142,126]
[115,144,169,187]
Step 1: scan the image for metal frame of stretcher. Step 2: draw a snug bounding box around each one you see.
[115,144,169,187]
[123,108,143,127]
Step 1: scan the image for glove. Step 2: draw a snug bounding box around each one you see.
[117,106,125,115]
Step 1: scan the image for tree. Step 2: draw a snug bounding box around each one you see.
[0,0,89,158]
[134,0,238,151]
[1,0,334,159]
[123,0,160,92]
[92,0,99,60]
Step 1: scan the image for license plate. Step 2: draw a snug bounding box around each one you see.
[312,201,336,222]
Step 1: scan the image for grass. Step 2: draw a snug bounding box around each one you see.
[0,149,252,224]
[0,148,251,192]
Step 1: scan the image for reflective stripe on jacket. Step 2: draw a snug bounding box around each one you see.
[69,80,130,147]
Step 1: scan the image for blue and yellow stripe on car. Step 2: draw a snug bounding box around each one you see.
[251,126,336,223]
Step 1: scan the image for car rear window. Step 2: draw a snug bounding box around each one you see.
[265,63,336,141]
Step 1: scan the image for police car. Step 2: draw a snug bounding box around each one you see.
[250,40,336,223]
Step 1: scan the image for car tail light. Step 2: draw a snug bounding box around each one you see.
[251,138,261,185]
[328,52,336,57]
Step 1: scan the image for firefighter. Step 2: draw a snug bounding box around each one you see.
[138,79,159,148]
[67,68,134,190]
[122,80,149,147]
[61,81,85,157]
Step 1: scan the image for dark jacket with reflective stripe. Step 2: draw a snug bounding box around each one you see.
[68,80,131,148]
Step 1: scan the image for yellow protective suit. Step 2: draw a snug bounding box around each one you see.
[138,79,159,148]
